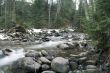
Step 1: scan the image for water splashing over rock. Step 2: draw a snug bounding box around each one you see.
[0,49,25,67]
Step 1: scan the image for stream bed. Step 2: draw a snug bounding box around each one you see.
[0,29,107,73]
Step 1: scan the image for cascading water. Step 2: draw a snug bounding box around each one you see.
[0,49,25,67]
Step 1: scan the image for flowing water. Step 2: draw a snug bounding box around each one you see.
[0,49,25,67]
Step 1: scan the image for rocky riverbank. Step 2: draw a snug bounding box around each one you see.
[0,49,99,73]
[0,28,109,73]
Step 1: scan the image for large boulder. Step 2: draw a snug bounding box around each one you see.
[51,57,69,73]
[22,57,41,72]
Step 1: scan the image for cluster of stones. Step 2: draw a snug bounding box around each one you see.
[11,50,99,73]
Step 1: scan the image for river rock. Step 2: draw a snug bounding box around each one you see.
[80,42,88,48]
[41,64,50,70]
[39,52,43,57]
[70,54,79,58]
[42,37,50,42]
[25,50,40,58]
[51,57,69,73]
[46,56,54,61]
[70,51,89,58]
[0,52,4,58]
[84,69,99,73]
[86,60,96,65]
[78,57,87,64]
[68,71,73,73]
[73,70,85,73]
[37,59,42,64]
[78,51,89,57]
[39,57,51,64]
[41,50,48,56]
[69,61,78,70]
[42,71,56,73]
[86,65,97,69]
[22,57,41,72]
[2,48,13,56]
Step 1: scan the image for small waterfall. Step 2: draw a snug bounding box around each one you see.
[0,49,25,67]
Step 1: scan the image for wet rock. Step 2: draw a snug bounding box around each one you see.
[41,50,48,56]
[39,57,51,64]
[42,37,50,42]
[51,57,69,73]
[42,71,56,73]
[51,30,57,33]
[2,48,13,56]
[54,32,60,37]
[25,51,40,58]
[41,64,50,70]
[86,65,97,69]
[69,61,78,70]
[22,57,41,72]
